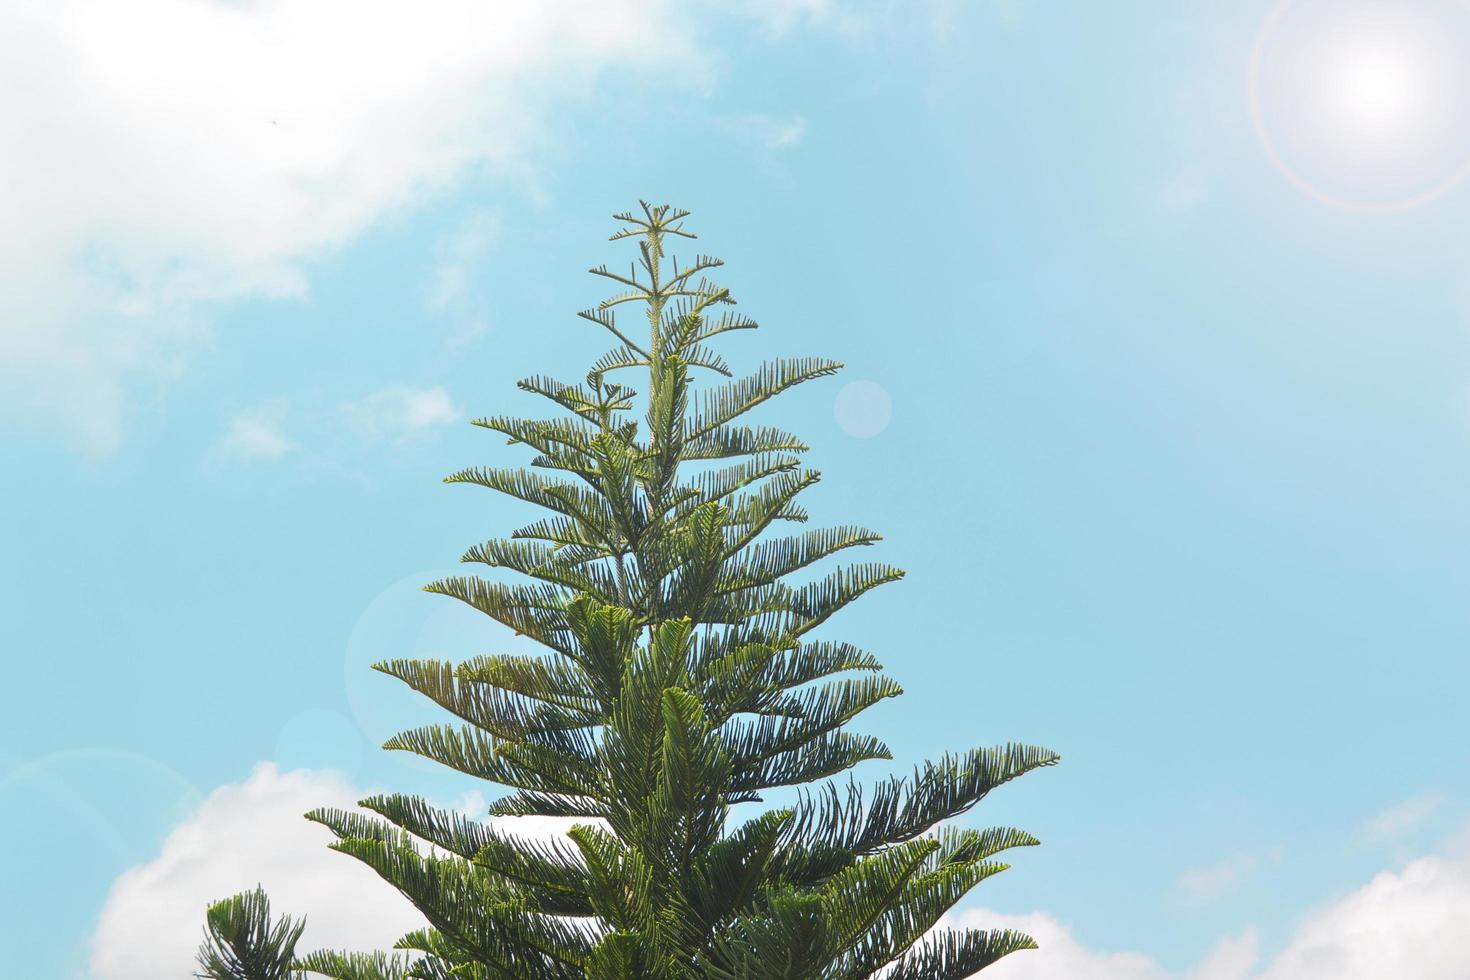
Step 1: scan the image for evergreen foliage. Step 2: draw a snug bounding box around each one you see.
[203,203,1059,979]
[196,886,305,980]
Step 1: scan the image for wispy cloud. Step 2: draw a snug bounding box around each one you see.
[1362,792,1443,843]
[735,113,809,150]
[426,208,501,350]
[1158,170,1209,212]
[718,112,809,187]
[210,398,297,463]
[742,0,847,36]
[1174,849,1281,906]
[338,385,460,445]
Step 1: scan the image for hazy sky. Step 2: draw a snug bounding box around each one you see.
[6,1,1470,977]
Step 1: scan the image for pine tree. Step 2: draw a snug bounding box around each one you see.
[196,886,305,980]
[207,203,1059,979]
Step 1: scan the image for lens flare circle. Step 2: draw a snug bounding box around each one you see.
[834,380,893,439]
[1249,0,1470,213]
[343,569,547,775]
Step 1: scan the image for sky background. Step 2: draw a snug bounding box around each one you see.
[5,1,1470,977]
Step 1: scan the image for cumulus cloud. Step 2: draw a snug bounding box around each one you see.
[927,910,1258,980]
[88,764,422,979]
[338,384,460,445]
[87,763,598,980]
[952,836,1470,980]
[5,0,848,453]
[210,397,297,462]
[1251,853,1470,980]
[947,909,1177,980]
[90,764,1470,980]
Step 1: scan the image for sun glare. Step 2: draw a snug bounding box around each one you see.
[1333,48,1420,131]
[1250,0,1470,212]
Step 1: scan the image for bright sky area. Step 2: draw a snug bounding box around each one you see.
[5,1,1470,977]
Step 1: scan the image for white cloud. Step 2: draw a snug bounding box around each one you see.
[339,384,460,445]
[949,833,1470,980]
[946,909,1176,980]
[88,764,422,980]
[1361,792,1443,843]
[1,0,730,454]
[92,766,1470,980]
[206,385,458,468]
[88,763,600,980]
[1253,854,1470,980]
[210,397,297,462]
[931,911,1258,980]
[1190,932,1262,980]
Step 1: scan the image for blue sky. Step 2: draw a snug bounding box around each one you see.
[6,1,1470,977]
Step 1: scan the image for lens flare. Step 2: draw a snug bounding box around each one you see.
[1249,0,1470,212]
[1332,48,1419,131]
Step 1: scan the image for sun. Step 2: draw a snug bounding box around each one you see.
[1332,47,1420,131]
[1250,0,1470,212]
